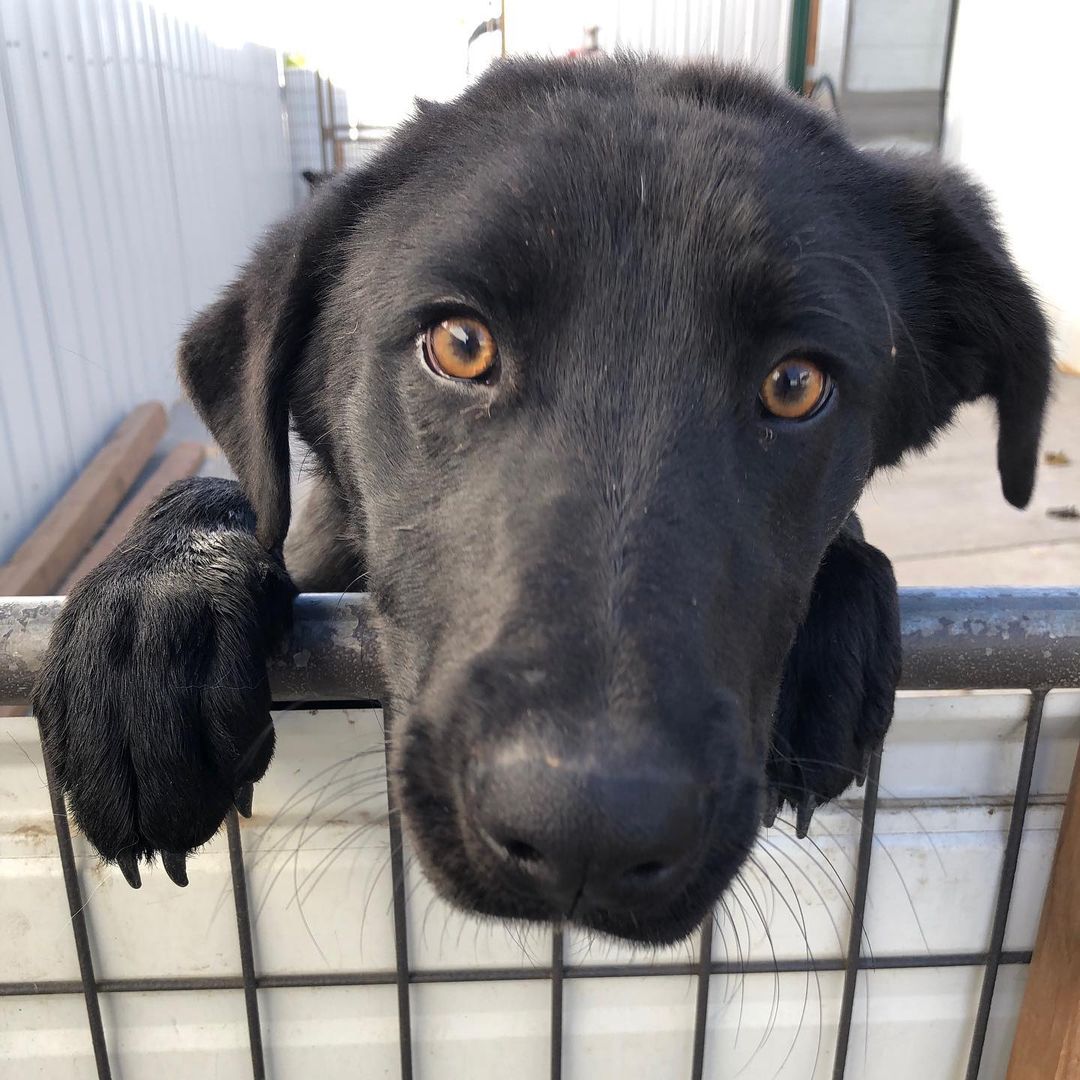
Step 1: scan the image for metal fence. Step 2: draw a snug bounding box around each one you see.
[0,0,293,565]
[1,588,1079,1078]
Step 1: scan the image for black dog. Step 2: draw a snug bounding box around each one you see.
[34,58,1050,944]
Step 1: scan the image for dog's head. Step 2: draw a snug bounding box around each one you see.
[180,58,1051,943]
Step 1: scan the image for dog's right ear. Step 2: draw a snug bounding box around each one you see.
[869,155,1054,510]
[178,162,411,552]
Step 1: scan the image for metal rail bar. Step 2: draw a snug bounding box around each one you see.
[226,810,266,1080]
[38,727,112,1080]
[965,690,1047,1080]
[0,949,1037,999]
[385,734,414,1080]
[550,930,564,1080]
[690,918,715,1079]
[832,747,883,1079]
[3,590,1079,706]
[2,589,1077,1079]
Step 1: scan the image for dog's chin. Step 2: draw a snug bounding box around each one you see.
[427,856,747,946]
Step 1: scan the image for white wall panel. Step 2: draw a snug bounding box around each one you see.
[0,0,292,563]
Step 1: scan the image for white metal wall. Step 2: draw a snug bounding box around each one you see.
[284,68,350,207]
[609,0,792,74]
[0,0,293,564]
[504,0,792,80]
[943,0,1080,373]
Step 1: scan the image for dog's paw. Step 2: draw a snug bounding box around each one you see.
[33,478,297,886]
[766,522,901,835]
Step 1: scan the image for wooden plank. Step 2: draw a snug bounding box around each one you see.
[1007,746,1080,1079]
[806,0,821,71]
[0,402,166,596]
[58,440,205,592]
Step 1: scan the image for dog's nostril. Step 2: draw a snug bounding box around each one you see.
[467,743,707,913]
[624,860,668,882]
[501,837,544,864]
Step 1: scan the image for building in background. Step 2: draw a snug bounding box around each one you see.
[0,0,293,563]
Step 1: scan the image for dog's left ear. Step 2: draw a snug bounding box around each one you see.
[178,161,410,551]
[178,201,337,551]
[871,155,1053,508]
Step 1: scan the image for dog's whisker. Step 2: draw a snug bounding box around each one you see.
[738,861,785,1056]
[245,748,382,851]
[251,781,388,915]
[295,812,394,910]
[212,752,384,923]
[719,895,750,1047]
[729,872,784,1072]
[764,820,856,923]
[246,776,387,904]
[759,834,848,956]
[420,890,442,956]
[750,845,823,1080]
[357,848,394,948]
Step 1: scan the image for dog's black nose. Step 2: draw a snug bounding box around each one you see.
[466,742,706,913]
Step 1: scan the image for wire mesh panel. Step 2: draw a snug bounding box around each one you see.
[1,590,1079,1078]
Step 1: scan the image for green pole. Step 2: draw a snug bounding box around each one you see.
[787,0,812,94]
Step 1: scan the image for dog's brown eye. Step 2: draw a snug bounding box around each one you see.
[760,358,829,420]
[424,317,498,381]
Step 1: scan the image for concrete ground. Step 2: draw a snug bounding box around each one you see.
[166,373,1080,588]
[858,372,1080,585]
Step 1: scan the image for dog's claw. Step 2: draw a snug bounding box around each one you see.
[161,850,189,887]
[234,783,254,819]
[795,796,817,839]
[116,851,141,889]
[855,748,873,788]
[762,785,782,828]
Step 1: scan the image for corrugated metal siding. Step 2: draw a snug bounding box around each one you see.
[284,69,349,207]
[611,0,792,77]
[0,0,292,563]
[284,67,321,206]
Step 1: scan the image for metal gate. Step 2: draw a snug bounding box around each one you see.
[1,589,1079,1078]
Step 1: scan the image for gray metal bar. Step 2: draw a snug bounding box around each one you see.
[0,949,1036,1000]
[385,733,414,1080]
[225,811,266,1080]
[833,747,883,1079]
[937,0,963,149]
[39,724,112,1079]
[0,593,383,706]
[2,589,1079,706]
[689,918,714,1080]
[964,690,1047,1080]
[897,590,1080,691]
[550,930,564,1080]
[314,72,328,174]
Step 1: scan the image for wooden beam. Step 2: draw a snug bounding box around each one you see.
[0,403,166,596]
[58,441,205,592]
[1007,746,1080,1078]
[806,0,822,71]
